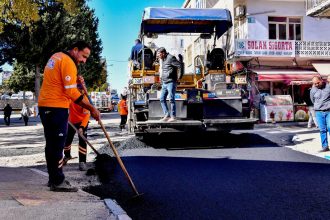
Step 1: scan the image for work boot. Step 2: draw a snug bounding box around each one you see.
[50,180,78,192]
[63,155,73,166]
[79,162,87,171]
[160,116,170,122]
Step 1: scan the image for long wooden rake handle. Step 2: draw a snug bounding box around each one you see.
[68,121,100,156]
[98,120,140,196]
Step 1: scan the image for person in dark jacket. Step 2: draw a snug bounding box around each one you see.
[130,39,143,61]
[303,87,318,128]
[157,47,183,122]
[310,76,330,152]
[3,103,12,126]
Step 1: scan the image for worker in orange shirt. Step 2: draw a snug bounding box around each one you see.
[38,41,100,192]
[119,94,128,132]
[63,79,90,171]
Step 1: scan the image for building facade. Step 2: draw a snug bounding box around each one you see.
[182,0,330,121]
[306,0,330,17]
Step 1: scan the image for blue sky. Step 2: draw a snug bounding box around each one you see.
[87,0,183,92]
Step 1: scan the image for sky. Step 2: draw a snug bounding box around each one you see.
[87,0,183,93]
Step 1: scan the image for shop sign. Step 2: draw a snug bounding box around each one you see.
[235,75,247,84]
[235,39,295,57]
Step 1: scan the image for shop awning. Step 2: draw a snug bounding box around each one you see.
[312,63,330,77]
[251,69,319,81]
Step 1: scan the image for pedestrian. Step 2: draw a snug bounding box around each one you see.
[118,94,128,132]
[310,76,330,152]
[303,87,318,128]
[157,47,183,122]
[3,103,12,126]
[38,41,100,192]
[63,80,90,171]
[21,103,32,126]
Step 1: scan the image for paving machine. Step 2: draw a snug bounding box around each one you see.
[128,7,257,136]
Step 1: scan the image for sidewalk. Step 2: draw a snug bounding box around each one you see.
[0,167,113,220]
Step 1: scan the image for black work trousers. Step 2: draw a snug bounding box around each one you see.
[64,122,88,162]
[4,115,10,125]
[39,107,68,185]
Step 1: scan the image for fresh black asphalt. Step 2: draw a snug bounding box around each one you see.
[86,131,330,220]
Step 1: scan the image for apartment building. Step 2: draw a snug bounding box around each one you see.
[182,0,330,120]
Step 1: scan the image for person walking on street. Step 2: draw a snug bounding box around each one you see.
[118,94,128,132]
[303,87,318,128]
[157,47,183,122]
[63,80,90,171]
[3,103,12,126]
[21,103,32,126]
[310,76,330,152]
[38,41,100,192]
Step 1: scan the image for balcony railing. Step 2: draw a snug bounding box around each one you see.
[296,41,330,57]
[235,39,330,58]
[306,0,330,16]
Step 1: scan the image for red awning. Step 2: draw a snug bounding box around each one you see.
[251,69,320,81]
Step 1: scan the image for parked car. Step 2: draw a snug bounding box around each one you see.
[0,94,10,100]
[10,94,20,99]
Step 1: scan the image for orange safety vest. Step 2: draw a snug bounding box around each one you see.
[119,99,128,115]
[69,101,90,128]
[38,52,82,108]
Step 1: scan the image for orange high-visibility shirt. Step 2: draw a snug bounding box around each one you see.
[69,101,90,128]
[38,52,82,108]
[119,99,128,116]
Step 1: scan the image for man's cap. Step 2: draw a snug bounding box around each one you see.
[157,47,166,53]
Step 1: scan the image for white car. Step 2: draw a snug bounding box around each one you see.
[10,94,20,99]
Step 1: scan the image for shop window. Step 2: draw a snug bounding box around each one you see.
[268,17,302,40]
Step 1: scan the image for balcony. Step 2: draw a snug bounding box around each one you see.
[235,39,330,58]
[306,0,330,17]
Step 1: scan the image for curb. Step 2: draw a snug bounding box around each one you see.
[104,199,132,220]
[29,168,131,220]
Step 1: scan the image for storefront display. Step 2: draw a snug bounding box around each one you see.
[260,95,294,123]
[294,104,309,121]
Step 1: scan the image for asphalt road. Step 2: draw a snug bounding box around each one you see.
[85,128,330,220]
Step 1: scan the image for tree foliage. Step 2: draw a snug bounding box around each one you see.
[5,61,36,93]
[0,0,106,92]
[0,0,78,32]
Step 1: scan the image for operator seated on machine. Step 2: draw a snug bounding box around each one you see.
[129,39,155,70]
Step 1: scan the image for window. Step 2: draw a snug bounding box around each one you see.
[195,0,205,8]
[268,17,302,40]
[180,39,184,48]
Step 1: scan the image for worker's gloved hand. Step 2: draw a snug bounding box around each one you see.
[90,106,101,121]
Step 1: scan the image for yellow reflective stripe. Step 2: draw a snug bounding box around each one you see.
[64,84,77,89]
[58,158,64,168]
[79,150,87,155]
[79,146,87,152]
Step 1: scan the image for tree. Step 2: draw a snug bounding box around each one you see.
[0,0,78,32]
[5,61,36,93]
[0,0,106,99]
